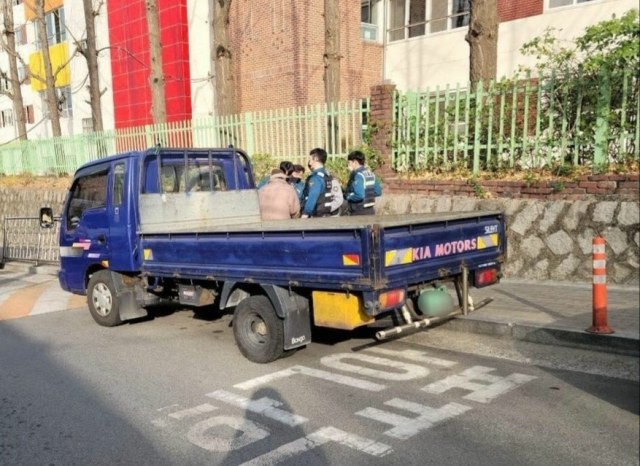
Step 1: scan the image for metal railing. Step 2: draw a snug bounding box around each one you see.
[392,67,639,173]
[1,217,60,265]
[0,99,370,175]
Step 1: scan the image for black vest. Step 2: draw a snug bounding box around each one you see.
[303,171,334,217]
[348,170,376,214]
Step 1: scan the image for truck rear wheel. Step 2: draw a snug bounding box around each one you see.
[233,296,284,364]
[87,270,122,327]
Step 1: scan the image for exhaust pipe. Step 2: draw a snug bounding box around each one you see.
[375,297,494,341]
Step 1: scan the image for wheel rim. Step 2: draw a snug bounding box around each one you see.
[245,312,268,347]
[92,282,113,317]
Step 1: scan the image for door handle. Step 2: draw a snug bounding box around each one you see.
[98,235,106,245]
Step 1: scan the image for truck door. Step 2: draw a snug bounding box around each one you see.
[60,164,111,293]
[108,161,135,271]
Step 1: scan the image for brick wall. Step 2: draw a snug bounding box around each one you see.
[384,175,640,200]
[498,0,543,22]
[231,0,383,113]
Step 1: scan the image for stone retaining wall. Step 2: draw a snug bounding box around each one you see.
[1,187,638,285]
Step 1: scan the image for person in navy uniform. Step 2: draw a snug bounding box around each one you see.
[301,148,334,218]
[290,164,306,202]
[344,150,382,216]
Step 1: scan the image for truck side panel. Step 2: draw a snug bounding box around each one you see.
[140,228,374,289]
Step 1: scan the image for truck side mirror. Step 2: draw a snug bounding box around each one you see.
[39,207,54,229]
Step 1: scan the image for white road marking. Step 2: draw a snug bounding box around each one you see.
[206,390,308,427]
[169,404,218,420]
[356,399,471,440]
[187,415,269,452]
[320,353,429,381]
[151,403,218,428]
[234,365,386,392]
[422,365,537,403]
[240,426,393,466]
[365,347,458,367]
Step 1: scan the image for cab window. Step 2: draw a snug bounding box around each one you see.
[143,156,228,193]
[113,163,125,206]
[67,168,108,229]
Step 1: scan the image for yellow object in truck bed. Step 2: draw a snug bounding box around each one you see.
[312,291,374,330]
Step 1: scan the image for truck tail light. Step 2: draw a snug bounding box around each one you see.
[378,289,405,310]
[475,268,499,288]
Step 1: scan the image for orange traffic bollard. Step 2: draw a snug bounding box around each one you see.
[586,237,614,334]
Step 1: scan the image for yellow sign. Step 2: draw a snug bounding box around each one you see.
[29,42,70,91]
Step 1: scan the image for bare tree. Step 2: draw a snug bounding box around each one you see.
[145,0,166,124]
[466,0,499,89]
[324,0,341,151]
[1,0,28,140]
[81,0,104,132]
[213,0,235,116]
[34,0,62,137]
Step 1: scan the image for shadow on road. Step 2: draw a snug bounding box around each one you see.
[214,387,325,466]
[0,323,173,466]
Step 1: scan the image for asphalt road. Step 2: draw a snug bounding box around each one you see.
[1,305,638,466]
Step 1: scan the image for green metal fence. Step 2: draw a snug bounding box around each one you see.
[392,68,639,174]
[0,99,369,175]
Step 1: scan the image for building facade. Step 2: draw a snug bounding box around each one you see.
[0,0,636,143]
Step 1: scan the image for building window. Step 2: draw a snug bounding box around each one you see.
[40,86,73,119]
[362,0,378,24]
[451,0,470,29]
[0,78,10,92]
[388,0,471,42]
[46,7,66,45]
[24,105,35,124]
[1,109,14,128]
[82,118,94,133]
[16,25,28,45]
[13,0,24,5]
[18,65,30,85]
[548,0,595,8]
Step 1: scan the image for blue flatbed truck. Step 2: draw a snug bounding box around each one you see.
[40,147,505,363]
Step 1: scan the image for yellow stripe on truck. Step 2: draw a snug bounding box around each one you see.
[477,234,499,250]
[385,248,413,267]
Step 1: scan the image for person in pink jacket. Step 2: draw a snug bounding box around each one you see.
[258,169,301,220]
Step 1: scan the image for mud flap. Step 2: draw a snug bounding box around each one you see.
[263,285,311,350]
[110,272,153,321]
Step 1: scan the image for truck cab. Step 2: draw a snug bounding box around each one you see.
[52,148,253,294]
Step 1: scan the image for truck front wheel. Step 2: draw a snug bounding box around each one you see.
[233,296,284,364]
[87,270,122,327]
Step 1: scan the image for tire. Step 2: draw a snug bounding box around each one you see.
[233,296,284,364]
[87,270,123,327]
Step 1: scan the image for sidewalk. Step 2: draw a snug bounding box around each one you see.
[448,280,640,356]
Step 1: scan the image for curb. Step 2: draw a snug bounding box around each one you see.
[446,315,640,357]
[0,261,59,277]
